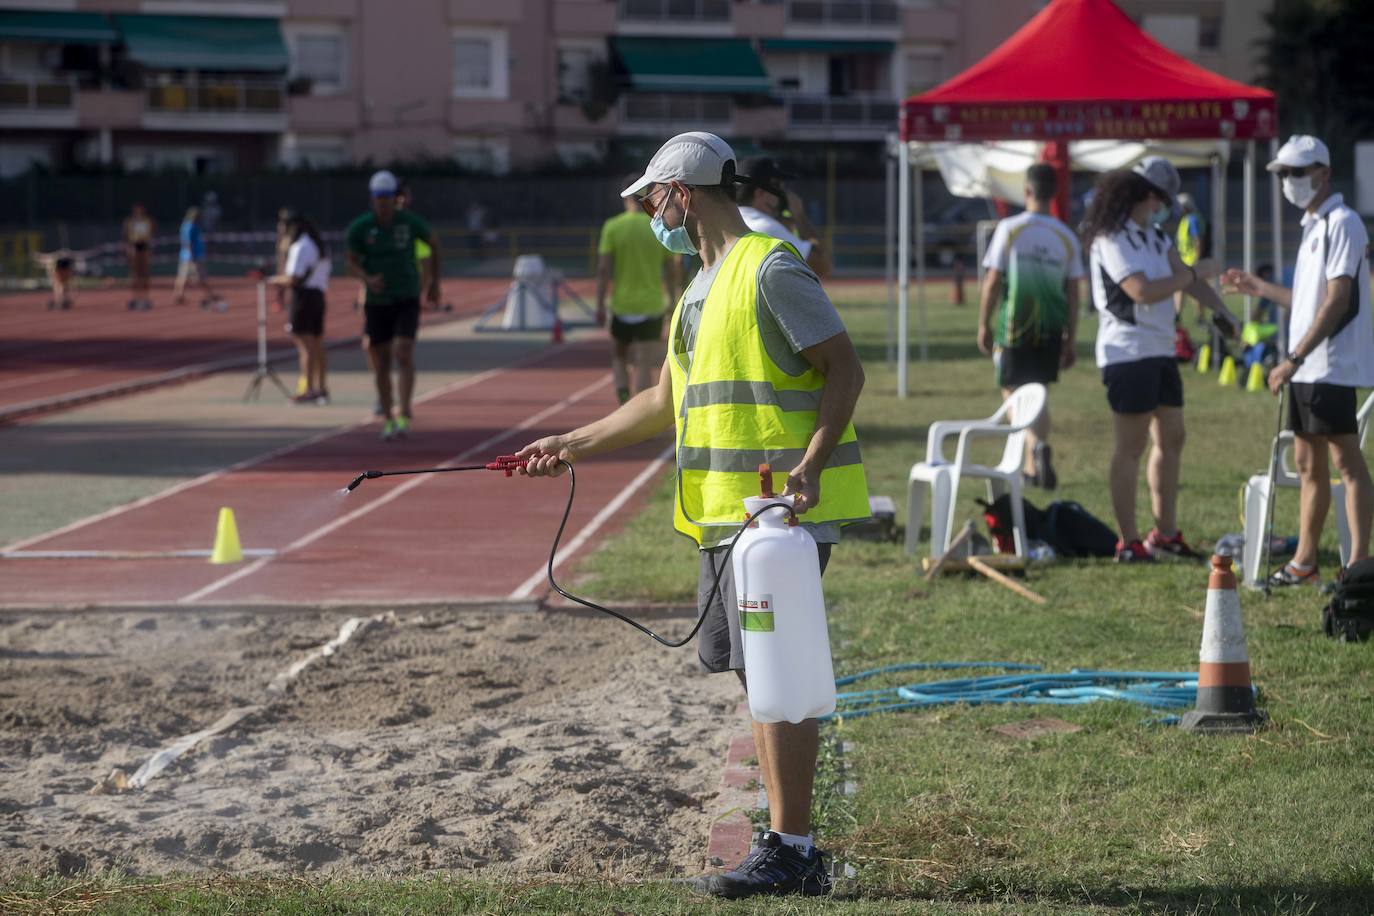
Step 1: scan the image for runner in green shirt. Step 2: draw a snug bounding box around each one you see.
[346,170,443,441]
[597,176,681,403]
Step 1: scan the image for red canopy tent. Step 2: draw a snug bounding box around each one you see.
[889,0,1281,396]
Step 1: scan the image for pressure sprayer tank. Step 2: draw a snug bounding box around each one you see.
[732,471,836,724]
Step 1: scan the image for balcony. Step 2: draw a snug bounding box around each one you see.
[786,0,899,28]
[0,75,79,128]
[618,0,730,24]
[142,77,288,132]
[784,94,897,136]
[617,93,731,135]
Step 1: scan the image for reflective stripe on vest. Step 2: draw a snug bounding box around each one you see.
[667,232,870,544]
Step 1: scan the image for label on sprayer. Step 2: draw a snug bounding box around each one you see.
[738,594,775,632]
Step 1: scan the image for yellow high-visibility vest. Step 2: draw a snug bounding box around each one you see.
[667,233,869,545]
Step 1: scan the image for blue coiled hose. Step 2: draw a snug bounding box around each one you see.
[822,662,1222,723]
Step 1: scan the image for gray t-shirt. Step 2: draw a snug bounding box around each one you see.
[675,243,847,548]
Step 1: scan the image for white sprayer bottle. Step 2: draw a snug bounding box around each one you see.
[732,465,836,724]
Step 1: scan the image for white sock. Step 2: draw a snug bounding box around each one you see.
[774,830,813,854]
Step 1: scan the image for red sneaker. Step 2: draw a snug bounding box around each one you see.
[1115,539,1155,564]
[1144,528,1203,560]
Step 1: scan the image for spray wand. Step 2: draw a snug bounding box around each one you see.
[343,457,797,648]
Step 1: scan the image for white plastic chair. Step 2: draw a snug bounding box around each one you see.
[1241,390,1374,587]
[905,383,1048,559]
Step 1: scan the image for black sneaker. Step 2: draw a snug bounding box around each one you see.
[689,831,831,899]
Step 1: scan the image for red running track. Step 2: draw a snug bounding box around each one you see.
[0,340,670,607]
[0,277,588,420]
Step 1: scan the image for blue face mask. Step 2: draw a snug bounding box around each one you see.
[1149,203,1172,226]
[650,188,698,255]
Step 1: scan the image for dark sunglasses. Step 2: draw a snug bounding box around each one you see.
[1277,166,1319,179]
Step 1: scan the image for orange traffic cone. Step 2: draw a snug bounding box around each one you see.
[1181,555,1266,733]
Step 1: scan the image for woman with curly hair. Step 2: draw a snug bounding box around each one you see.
[1083,158,1239,563]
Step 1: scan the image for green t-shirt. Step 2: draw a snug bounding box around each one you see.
[598,210,670,317]
[346,209,432,305]
[982,212,1083,348]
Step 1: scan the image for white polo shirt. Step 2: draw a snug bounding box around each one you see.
[1089,219,1176,368]
[739,206,813,259]
[284,235,331,292]
[1289,193,1373,387]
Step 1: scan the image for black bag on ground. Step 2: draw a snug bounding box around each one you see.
[1322,558,1374,642]
[978,495,1116,558]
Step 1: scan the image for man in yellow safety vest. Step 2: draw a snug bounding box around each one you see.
[517,132,869,899]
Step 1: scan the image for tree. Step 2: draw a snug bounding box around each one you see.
[1259,0,1374,171]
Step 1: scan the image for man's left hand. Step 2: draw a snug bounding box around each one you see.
[1060,337,1077,370]
[782,462,819,514]
[426,286,441,309]
[1268,359,1297,395]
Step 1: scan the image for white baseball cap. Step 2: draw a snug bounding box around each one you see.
[621,132,737,199]
[1132,156,1180,205]
[1266,135,1330,173]
[368,169,399,197]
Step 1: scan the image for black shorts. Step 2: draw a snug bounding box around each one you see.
[1102,356,1184,414]
[1289,382,1359,436]
[697,542,832,674]
[995,339,1061,388]
[288,288,325,337]
[364,299,420,346]
[610,315,664,344]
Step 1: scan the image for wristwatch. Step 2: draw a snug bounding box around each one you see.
[1286,351,1305,367]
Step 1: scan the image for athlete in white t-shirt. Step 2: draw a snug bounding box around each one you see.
[269,214,332,404]
[978,164,1083,490]
[1224,135,1374,587]
[1083,158,1240,563]
[735,155,831,279]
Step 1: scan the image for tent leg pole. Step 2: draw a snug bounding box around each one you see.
[915,162,927,363]
[886,144,897,367]
[897,140,910,398]
[1210,152,1226,359]
[1243,139,1256,327]
[1269,136,1285,354]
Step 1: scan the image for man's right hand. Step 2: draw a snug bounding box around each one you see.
[365,274,385,294]
[1221,268,1259,297]
[977,324,994,356]
[517,436,576,477]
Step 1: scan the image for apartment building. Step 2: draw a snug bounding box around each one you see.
[0,0,1271,177]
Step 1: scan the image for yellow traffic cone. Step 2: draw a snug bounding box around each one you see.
[1217,355,1237,387]
[1245,361,1266,393]
[296,374,308,395]
[210,507,244,564]
[1196,343,1212,374]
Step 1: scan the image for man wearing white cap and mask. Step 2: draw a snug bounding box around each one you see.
[1225,136,1373,587]
[516,132,869,898]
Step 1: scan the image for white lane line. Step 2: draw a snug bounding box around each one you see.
[176,374,612,604]
[2,548,276,560]
[0,338,559,553]
[508,444,674,600]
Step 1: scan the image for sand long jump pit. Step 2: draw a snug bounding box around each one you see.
[0,605,740,877]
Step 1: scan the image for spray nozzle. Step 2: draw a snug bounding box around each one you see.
[344,470,384,492]
[485,455,527,476]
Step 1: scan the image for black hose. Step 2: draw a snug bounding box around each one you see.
[545,460,796,648]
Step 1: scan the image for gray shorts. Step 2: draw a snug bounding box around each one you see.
[696,542,833,674]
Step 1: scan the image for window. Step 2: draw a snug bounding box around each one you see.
[452,28,508,99]
[557,41,604,104]
[290,30,347,94]
[1199,16,1222,52]
[452,137,510,174]
[280,134,350,169]
[1142,14,1200,56]
[903,49,944,96]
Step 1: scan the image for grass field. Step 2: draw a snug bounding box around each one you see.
[6,285,1372,915]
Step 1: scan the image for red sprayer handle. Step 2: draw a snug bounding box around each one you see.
[486,455,528,476]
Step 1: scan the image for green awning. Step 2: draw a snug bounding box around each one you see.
[760,39,894,54]
[114,14,288,71]
[0,11,118,44]
[611,37,771,94]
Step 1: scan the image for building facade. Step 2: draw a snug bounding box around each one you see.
[0,0,1272,177]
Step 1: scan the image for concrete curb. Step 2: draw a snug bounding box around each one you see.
[705,703,762,870]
